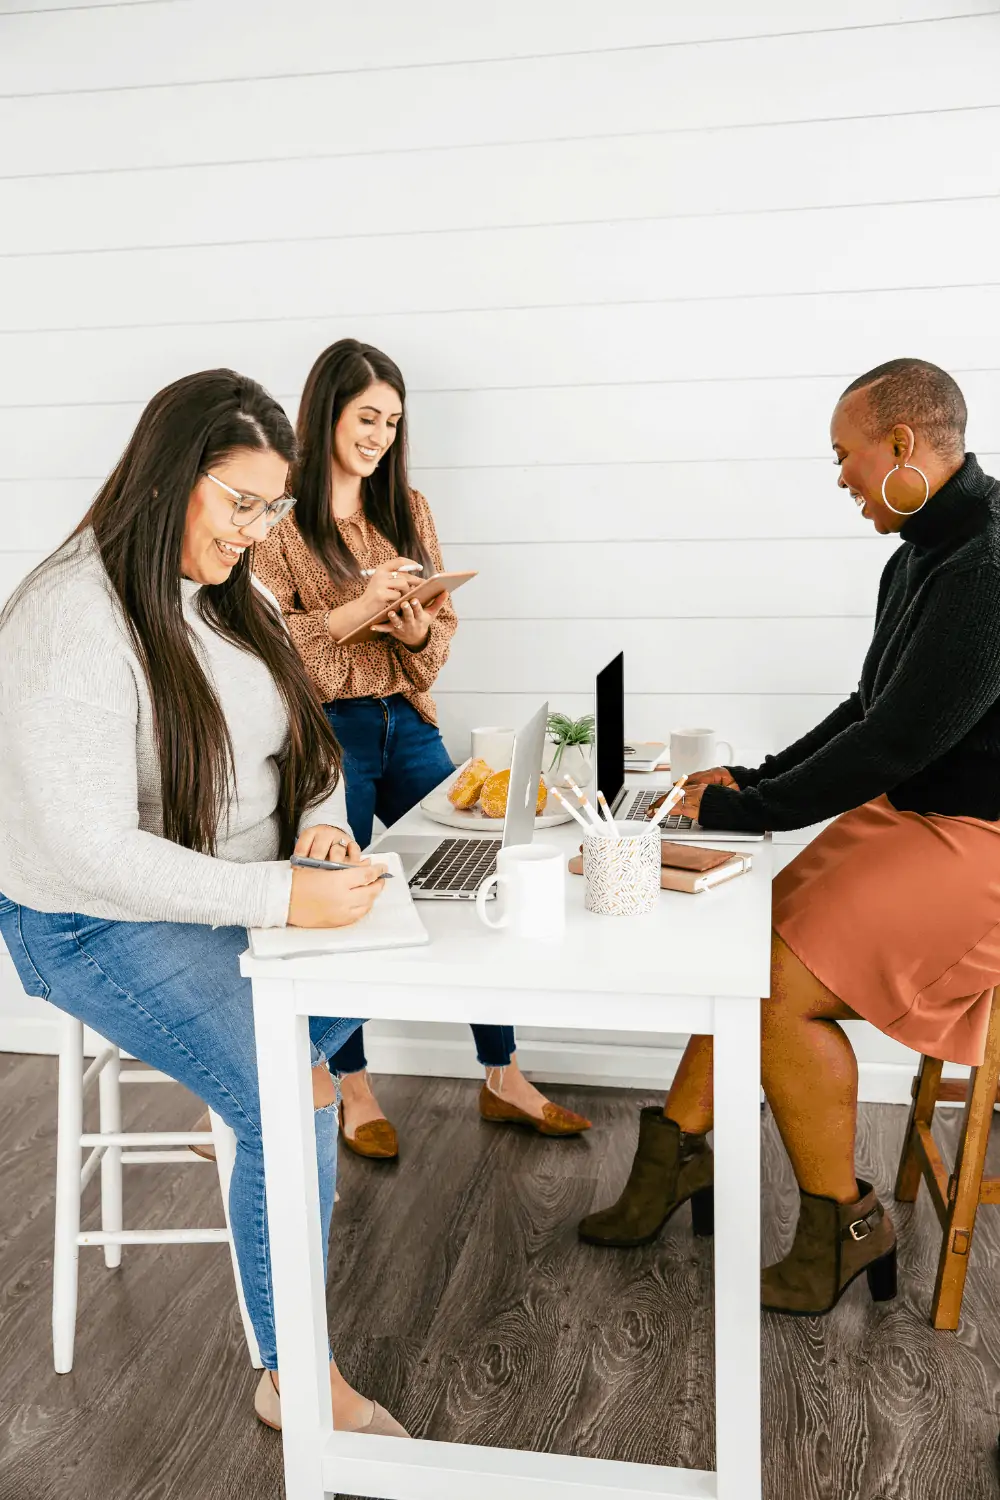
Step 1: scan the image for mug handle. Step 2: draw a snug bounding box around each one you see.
[476,872,509,929]
[716,740,734,764]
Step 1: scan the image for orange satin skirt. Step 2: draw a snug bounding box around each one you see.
[772,795,1000,1066]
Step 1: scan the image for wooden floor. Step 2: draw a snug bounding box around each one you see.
[1,1055,999,1500]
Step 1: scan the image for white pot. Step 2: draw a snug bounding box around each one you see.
[542,740,594,791]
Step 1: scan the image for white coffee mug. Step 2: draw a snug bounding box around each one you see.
[670,727,734,784]
[470,726,515,771]
[475,843,565,940]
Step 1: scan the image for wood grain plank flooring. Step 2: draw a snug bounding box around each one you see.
[1,1054,999,1500]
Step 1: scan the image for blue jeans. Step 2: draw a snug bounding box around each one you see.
[324,694,517,1074]
[0,894,362,1370]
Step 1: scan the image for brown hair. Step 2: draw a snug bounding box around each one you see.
[5,369,343,858]
[292,338,433,583]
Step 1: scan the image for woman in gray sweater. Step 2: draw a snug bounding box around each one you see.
[0,369,407,1437]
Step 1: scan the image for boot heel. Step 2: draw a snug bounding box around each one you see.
[866,1247,897,1302]
[690,1187,714,1238]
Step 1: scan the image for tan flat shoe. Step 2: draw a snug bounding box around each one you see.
[338,1100,399,1160]
[478,1083,591,1137]
[189,1109,216,1162]
[253,1370,409,1437]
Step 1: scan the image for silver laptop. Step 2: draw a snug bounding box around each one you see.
[375,703,548,899]
[596,654,763,842]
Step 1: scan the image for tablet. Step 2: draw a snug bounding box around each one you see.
[334,570,478,646]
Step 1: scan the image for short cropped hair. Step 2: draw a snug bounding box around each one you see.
[840,358,967,456]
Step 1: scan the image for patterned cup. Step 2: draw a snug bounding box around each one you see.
[582,821,661,916]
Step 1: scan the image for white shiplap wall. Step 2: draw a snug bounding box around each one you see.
[1,0,999,1096]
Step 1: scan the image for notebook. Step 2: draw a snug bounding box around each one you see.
[248,853,430,959]
[567,842,752,895]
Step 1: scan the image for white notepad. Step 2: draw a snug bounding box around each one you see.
[248,853,430,960]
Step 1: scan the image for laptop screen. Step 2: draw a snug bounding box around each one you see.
[595,653,625,811]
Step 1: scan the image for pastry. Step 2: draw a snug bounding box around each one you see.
[448,758,492,809]
[479,769,548,820]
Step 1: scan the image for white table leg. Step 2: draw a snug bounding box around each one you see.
[712,996,762,1500]
[252,978,331,1500]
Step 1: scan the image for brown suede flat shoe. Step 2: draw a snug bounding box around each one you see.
[253,1370,409,1437]
[478,1083,591,1137]
[189,1109,216,1162]
[338,1101,399,1160]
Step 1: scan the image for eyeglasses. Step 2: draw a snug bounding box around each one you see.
[202,471,297,528]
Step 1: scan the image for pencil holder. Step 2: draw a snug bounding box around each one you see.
[582,821,661,916]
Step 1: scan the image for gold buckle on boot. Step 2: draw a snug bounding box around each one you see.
[843,1203,882,1242]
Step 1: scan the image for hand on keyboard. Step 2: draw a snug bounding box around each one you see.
[647,782,707,824]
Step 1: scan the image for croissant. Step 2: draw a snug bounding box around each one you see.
[448,758,492,809]
[479,769,548,820]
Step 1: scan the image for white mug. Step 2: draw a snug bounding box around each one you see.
[470,725,515,771]
[476,843,565,940]
[670,727,734,784]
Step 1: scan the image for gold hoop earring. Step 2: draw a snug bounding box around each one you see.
[880,462,929,517]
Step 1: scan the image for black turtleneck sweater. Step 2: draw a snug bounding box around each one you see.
[698,454,1000,833]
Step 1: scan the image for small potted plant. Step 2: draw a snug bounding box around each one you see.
[543,711,596,791]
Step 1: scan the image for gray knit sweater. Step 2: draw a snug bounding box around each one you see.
[0,530,349,928]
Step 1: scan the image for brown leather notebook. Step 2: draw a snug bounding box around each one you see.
[658,842,736,873]
[568,841,752,895]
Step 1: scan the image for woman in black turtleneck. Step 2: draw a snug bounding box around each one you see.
[579,359,1000,1317]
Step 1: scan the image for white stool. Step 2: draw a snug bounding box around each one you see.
[53,1011,262,1372]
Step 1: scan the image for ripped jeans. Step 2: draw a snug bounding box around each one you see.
[0,896,362,1369]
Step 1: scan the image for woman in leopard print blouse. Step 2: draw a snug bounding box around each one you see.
[255,340,591,1158]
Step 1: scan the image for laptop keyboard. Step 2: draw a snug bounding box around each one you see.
[410,837,500,894]
[623,789,696,831]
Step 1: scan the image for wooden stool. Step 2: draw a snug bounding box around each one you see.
[894,986,1000,1329]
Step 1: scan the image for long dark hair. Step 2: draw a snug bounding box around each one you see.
[3,370,343,858]
[292,339,432,583]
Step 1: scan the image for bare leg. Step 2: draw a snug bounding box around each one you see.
[663,1035,714,1134]
[338,1066,389,1136]
[663,932,860,1203]
[761,934,859,1203]
[484,1053,569,1118]
[270,1067,376,1430]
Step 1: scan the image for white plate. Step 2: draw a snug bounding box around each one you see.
[420,764,574,831]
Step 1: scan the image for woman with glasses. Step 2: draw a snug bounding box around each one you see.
[0,369,408,1436]
[254,339,591,1159]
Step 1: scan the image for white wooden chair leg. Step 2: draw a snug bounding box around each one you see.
[98,1046,123,1269]
[209,1108,263,1369]
[53,1014,84,1374]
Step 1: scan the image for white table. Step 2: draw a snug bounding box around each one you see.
[241,794,772,1500]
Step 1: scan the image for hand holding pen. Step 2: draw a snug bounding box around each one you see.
[287,850,390,929]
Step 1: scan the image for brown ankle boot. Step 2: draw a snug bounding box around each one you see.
[761,1178,897,1316]
[578,1108,714,1248]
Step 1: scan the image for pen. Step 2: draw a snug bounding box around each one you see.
[647,777,689,829]
[290,853,393,879]
[359,564,423,578]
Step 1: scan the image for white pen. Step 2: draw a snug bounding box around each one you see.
[551,786,599,837]
[596,789,619,836]
[566,776,604,832]
[648,776,689,829]
[359,563,423,578]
